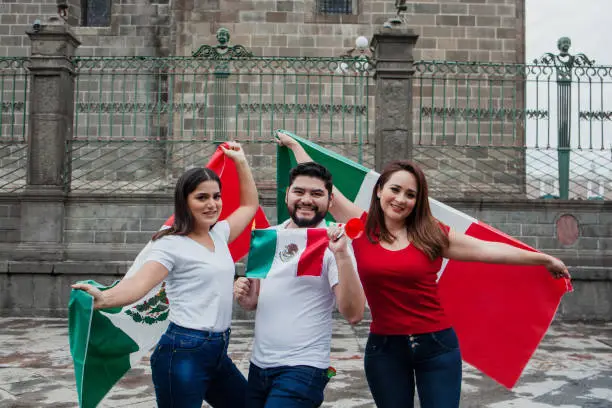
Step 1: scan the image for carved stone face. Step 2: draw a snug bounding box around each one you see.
[557,37,571,54]
[216,28,230,45]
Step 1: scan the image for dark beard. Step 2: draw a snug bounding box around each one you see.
[289,206,327,227]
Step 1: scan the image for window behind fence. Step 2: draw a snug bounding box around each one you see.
[318,0,352,14]
[81,0,112,27]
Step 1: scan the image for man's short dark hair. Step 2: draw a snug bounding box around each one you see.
[289,162,333,196]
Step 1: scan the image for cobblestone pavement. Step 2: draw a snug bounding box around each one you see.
[0,318,611,407]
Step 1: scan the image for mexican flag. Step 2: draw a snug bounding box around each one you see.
[276,133,378,224]
[68,143,269,408]
[245,228,329,278]
[275,129,572,389]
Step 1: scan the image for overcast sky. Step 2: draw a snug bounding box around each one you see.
[525,0,610,189]
[526,0,611,63]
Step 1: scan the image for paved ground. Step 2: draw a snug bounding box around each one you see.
[0,318,611,407]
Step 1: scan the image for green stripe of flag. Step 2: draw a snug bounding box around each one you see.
[69,281,140,408]
[246,229,278,278]
[276,129,372,224]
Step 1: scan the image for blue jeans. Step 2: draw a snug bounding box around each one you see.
[246,363,330,408]
[364,327,462,408]
[150,322,247,408]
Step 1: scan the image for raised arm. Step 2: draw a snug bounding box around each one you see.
[71,261,169,310]
[442,230,570,279]
[327,225,365,325]
[276,131,363,223]
[221,142,260,243]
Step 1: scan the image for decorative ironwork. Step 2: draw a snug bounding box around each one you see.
[384,0,408,27]
[72,55,376,75]
[57,0,68,21]
[192,28,254,59]
[74,101,369,116]
[1,102,26,112]
[0,57,29,70]
[533,37,596,199]
[534,37,595,81]
[237,103,367,116]
[420,107,548,121]
[579,111,612,121]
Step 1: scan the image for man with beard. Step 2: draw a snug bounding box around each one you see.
[234,162,365,408]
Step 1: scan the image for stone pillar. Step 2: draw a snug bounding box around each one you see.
[20,22,80,248]
[372,27,419,171]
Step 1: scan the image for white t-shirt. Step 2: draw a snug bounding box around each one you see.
[251,219,350,369]
[145,221,235,332]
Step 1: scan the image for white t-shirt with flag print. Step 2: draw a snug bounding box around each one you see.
[145,221,235,332]
[251,219,354,370]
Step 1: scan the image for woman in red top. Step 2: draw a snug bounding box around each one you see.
[277,132,570,408]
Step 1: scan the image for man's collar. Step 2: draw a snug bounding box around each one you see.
[281,218,328,230]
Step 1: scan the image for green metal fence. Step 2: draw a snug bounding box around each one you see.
[69,54,374,194]
[3,39,611,201]
[0,57,29,193]
[413,59,612,200]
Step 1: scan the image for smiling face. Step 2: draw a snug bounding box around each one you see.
[285,175,331,228]
[187,180,222,229]
[377,169,418,225]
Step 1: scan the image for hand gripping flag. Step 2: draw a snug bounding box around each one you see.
[244,219,362,279]
[69,142,269,408]
[275,129,572,388]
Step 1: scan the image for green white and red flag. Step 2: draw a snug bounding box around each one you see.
[68,143,269,407]
[275,129,572,388]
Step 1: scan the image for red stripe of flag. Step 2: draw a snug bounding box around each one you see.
[438,220,572,388]
[297,228,328,277]
[160,143,270,261]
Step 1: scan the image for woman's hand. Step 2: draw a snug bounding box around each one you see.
[71,283,107,309]
[327,224,349,254]
[221,141,247,163]
[545,256,571,279]
[233,277,259,310]
[233,277,252,301]
[275,130,298,149]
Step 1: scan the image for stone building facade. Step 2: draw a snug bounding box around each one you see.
[3,1,610,321]
[1,0,523,62]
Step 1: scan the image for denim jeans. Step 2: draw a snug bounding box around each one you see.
[246,363,330,408]
[364,327,462,408]
[150,322,247,408]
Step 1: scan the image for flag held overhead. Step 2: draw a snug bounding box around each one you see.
[68,142,269,407]
[275,129,572,389]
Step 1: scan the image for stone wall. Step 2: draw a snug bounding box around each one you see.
[0,200,20,243]
[0,0,167,57]
[0,0,524,61]
[0,195,610,320]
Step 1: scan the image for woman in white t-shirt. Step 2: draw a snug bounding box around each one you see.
[72,142,258,407]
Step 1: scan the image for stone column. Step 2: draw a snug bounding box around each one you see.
[20,22,80,249]
[372,27,419,171]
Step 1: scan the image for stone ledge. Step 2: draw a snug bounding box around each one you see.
[0,244,65,261]
[567,266,612,281]
[0,260,248,276]
[442,198,612,212]
[0,260,609,281]
[1,243,610,273]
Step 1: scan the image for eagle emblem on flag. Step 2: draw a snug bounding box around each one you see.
[279,243,299,262]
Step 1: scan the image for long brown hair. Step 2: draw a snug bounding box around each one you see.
[152,167,221,241]
[365,160,449,260]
